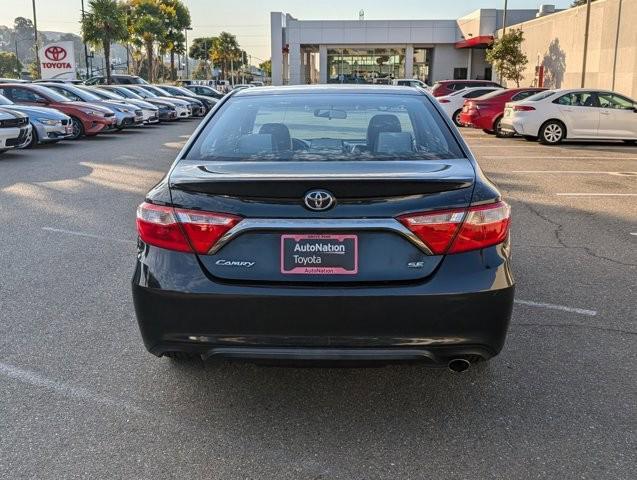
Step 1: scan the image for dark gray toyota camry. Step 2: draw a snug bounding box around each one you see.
[132,85,514,371]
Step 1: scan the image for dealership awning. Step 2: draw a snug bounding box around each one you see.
[454,35,494,49]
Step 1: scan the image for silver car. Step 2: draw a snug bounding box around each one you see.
[0,94,72,148]
[81,86,160,125]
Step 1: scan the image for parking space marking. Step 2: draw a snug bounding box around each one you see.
[42,227,135,244]
[511,170,637,175]
[482,155,637,160]
[0,361,150,416]
[514,299,597,316]
[555,193,637,197]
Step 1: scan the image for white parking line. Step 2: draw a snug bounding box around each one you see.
[514,299,597,316]
[555,193,637,197]
[482,155,637,160]
[0,361,149,416]
[42,227,135,244]
[631,233,637,236]
[511,170,637,175]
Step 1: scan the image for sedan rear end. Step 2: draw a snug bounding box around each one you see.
[132,86,514,368]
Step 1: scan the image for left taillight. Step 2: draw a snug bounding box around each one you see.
[398,201,511,255]
[136,202,241,254]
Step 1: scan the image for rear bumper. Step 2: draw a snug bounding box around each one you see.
[132,241,515,363]
[459,111,494,130]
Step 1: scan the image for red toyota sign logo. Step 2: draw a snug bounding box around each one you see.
[44,45,67,62]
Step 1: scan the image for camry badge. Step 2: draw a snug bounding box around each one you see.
[304,190,335,211]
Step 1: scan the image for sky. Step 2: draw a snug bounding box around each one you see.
[0,0,573,62]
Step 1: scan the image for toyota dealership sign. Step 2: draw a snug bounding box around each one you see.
[39,41,76,80]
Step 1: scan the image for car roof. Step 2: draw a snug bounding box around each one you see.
[234,84,426,97]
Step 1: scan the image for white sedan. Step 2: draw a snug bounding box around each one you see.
[436,86,503,126]
[500,88,637,144]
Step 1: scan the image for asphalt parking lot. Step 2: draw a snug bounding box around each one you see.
[1,122,635,479]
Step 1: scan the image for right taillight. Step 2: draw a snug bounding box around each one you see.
[399,201,511,255]
[136,202,241,254]
[513,105,535,111]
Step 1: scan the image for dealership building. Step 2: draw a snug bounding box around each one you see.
[270,7,558,86]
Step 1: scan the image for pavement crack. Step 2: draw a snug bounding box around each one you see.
[523,203,637,267]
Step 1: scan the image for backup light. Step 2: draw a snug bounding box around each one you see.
[513,105,536,111]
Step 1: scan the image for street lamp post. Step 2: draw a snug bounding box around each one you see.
[184,27,193,79]
[81,0,91,79]
[580,0,592,87]
[502,0,508,36]
[32,0,41,78]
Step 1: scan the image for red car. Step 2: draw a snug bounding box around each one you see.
[431,79,502,97]
[0,83,116,140]
[459,87,547,136]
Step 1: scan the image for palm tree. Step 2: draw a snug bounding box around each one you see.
[212,32,240,80]
[127,0,170,82]
[81,0,128,83]
[160,0,190,80]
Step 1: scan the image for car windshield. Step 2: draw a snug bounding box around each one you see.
[174,87,195,96]
[186,93,465,161]
[131,88,155,98]
[477,90,507,100]
[0,94,13,105]
[526,90,556,101]
[58,84,102,101]
[88,88,122,100]
[32,85,70,102]
[113,87,143,100]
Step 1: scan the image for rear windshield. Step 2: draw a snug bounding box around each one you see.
[476,90,507,100]
[185,93,465,161]
[526,90,556,101]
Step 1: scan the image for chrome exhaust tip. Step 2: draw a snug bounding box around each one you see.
[448,358,471,373]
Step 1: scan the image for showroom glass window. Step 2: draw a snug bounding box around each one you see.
[327,48,406,84]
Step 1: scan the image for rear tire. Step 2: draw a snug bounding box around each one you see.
[523,135,538,142]
[452,109,463,127]
[539,120,565,145]
[69,117,84,140]
[482,129,495,135]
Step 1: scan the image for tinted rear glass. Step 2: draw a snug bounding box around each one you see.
[185,93,465,161]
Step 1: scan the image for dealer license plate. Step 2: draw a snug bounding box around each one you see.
[281,234,358,275]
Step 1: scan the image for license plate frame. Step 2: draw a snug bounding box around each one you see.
[280,234,358,275]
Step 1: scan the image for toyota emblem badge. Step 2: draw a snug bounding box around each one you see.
[304,190,335,211]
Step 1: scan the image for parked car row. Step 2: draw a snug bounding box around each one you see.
[434,83,637,145]
[0,81,223,153]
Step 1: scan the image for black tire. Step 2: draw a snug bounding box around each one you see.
[21,125,38,149]
[69,117,85,140]
[539,120,566,145]
[494,116,515,138]
[452,109,463,127]
[623,140,636,145]
[482,129,495,135]
[523,135,538,142]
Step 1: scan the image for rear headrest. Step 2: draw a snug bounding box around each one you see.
[236,133,273,155]
[375,132,414,154]
[367,114,402,151]
[259,123,292,152]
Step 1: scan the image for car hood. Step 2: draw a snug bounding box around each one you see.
[1,104,69,119]
[120,99,157,110]
[0,107,28,120]
[63,101,114,113]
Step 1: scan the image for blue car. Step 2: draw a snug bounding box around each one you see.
[0,94,72,148]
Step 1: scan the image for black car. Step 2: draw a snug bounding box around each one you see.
[85,74,147,85]
[137,84,205,117]
[157,84,217,113]
[183,84,225,100]
[132,85,514,371]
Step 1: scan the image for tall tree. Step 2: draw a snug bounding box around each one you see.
[486,29,528,87]
[211,32,240,80]
[0,51,22,78]
[259,59,271,77]
[160,0,190,80]
[189,36,216,62]
[571,0,597,7]
[127,0,171,82]
[81,0,129,83]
